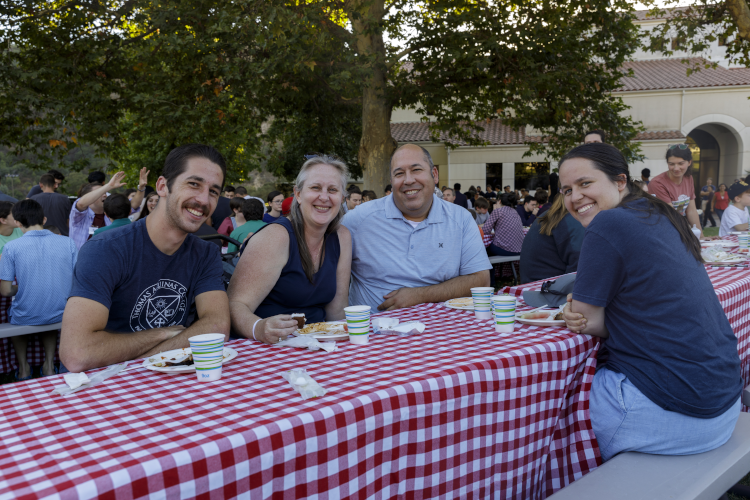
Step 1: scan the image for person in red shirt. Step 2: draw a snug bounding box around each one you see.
[713,183,730,221]
[648,144,704,237]
[217,197,245,238]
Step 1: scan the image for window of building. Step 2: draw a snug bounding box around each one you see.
[514,162,550,191]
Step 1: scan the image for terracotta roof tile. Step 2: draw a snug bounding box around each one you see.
[390,121,683,145]
[619,58,750,91]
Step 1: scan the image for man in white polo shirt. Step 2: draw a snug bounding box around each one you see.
[343,144,491,311]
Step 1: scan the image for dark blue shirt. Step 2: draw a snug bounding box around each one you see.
[249,217,339,323]
[70,219,224,332]
[262,213,281,224]
[515,205,537,226]
[520,213,584,284]
[573,198,742,418]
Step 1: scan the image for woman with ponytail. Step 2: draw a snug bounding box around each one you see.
[559,143,741,462]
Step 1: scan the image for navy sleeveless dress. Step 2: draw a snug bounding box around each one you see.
[246,217,340,323]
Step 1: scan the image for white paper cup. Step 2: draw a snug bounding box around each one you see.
[470,287,494,320]
[739,234,749,250]
[345,305,371,340]
[348,333,369,345]
[189,333,225,382]
[492,295,516,333]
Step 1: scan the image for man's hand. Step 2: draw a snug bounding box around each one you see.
[138,168,150,189]
[256,315,298,344]
[563,293,587,333]
[107,171,127,190]
[532,207,539,216]
[378,288,423,311]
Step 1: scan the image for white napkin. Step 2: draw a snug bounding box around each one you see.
[377,321,426,336]
[272,335,338,352]
[282,368,327,400]
[372,317,399,333]
[63,372,90,390]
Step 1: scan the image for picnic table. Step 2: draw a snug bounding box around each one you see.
[0,304,599,499]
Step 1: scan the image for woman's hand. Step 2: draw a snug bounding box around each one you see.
[255,315,298,344]
[563,293,587,333]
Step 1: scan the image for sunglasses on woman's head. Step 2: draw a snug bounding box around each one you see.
[668,144,690,150]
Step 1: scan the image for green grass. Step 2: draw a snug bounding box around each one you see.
[704,226,720,237]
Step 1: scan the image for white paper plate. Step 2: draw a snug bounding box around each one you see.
[143,347,238,374]
[293,321,348,341]
[514,315,566,327]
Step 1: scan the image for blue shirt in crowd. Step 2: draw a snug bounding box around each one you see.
[0,230,78,325]
[573,198,742,419]
[342,194,492,310]
[70,219,225,332]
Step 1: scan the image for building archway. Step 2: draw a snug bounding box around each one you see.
[682,115,746,188]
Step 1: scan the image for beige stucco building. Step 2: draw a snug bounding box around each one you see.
[388,11,750,195]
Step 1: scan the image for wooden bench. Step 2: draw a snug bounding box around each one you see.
[549,407,750,500]
[488,255,520,284]
[0,323,62,339]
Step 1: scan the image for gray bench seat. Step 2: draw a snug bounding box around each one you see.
[0,323,62,339]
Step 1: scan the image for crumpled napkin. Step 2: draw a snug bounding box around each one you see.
[272,335,338,353]
[377,321,426,336]
[282,368,327,399]
[51,363,128,396]
[372,317,399,333]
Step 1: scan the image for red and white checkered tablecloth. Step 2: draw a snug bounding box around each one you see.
[502,264,750,405]
[0,303,599,499]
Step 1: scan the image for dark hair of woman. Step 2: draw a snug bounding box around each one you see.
[560,143,702,262]
[242,199,265,221]
[229,197,244,212]
[538,193,567,237]
[499,192,517,207]
[665,144,694,177]
[266,190,283,204]
[136,191,160,221]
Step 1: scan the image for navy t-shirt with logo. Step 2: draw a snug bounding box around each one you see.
[70,218,224,332]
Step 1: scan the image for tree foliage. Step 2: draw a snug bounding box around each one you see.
[1,0,645,190]
[643,0,750,69]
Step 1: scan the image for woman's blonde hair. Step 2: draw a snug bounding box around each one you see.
[289,155,349,282]
[538,194,567,236]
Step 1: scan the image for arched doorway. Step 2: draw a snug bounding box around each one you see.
[682,117,745,190]
[686,130,719,199]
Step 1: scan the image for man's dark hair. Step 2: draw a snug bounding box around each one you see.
[229,197,244,212]
[103,194,132,220]
[225,185,235,193]
[641,168,651,177]
[12,199,45,228]
[162,144,227,191]
[384,184,392,193]
[534,189,549,205]
[585,129,606,143]
[242,198,264,221]
[40,174,56,189]
[454,183,462,191]
[0,201,12,220]
[499,192,517,207]
[124,188,136,197]
[48,169,65,182]
[44,224,61,235]
[347,186,362,199]
[88,171,106,184]
[235,186,248,196]
[474,197,489,210]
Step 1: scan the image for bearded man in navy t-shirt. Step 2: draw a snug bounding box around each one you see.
[60,144,230,372]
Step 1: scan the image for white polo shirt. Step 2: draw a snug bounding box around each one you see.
[342,194,492,309]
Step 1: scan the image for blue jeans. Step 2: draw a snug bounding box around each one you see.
[591,367,740,462]
[715,209,724,221]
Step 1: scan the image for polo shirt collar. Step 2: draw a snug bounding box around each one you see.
[384,193,444,224]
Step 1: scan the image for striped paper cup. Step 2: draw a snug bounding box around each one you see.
[470,287,494,320]
[492,295,516,333]
[344,305,371,345]
[189,334,225,382]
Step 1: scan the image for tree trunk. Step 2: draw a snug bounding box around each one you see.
[350,0,397,195]
[726,0,750,42]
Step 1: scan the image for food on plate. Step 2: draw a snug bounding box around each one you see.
[446,297,475,308]
[554,311,565,320]
[291,313,306,329]
[701,247,746,263]
[518,311,554,320]
[150,352,194,367]
[297,321,347,335]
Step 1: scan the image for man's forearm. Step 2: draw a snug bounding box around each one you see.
[143,313,229,356]
[61,328,173,372]
[414,271,491,304]
[76,185,109,211]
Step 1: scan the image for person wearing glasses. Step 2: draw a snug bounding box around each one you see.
[559,143,741,463]
[648,144,704,237]
[263,190,284,223]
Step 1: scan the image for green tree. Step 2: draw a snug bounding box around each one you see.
[642,0,750,69]
[1,0,645,191]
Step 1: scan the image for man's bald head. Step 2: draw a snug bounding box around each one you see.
[390,144,434,176]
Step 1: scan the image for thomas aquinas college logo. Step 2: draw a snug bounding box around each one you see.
[130,279,188,331]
